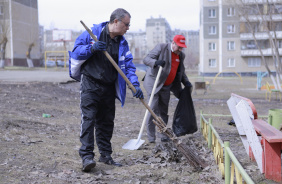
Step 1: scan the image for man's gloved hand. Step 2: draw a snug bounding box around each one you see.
[184,81,193,87]
[91,41,106,53]
[154,60,165,67]
[132,86,144,99]
[184,81,193,94]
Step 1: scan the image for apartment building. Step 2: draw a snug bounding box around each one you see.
[187,30,200,56]
[124,31,147,63]
[44,29,82,63]
[0,0,41,66]
[44,29,82,52]
[172,29,200,68]
[199,0,282,76]
[146,16,172,51]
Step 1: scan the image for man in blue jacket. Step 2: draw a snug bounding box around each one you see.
[69,8,144,172]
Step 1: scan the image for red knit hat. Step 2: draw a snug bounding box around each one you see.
[173,35,187,48]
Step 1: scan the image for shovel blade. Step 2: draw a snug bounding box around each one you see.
[122,139,145,150]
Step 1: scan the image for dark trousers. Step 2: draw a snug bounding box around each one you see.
[146,84,171,142]
[79,74,116,161]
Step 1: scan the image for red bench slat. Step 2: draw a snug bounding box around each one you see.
[231,93,258,119]
[252,119,282,143]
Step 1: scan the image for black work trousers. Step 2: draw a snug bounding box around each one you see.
[146,84,171,142]
[79,74,116,161]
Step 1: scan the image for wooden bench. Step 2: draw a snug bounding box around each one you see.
[194,82,207,95]
[227,93,282,182]
[252,119,282,182]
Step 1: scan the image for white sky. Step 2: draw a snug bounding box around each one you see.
[38,0,200,32]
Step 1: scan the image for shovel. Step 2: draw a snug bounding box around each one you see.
[122,66,162,150]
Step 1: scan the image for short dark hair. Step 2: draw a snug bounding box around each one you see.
[110,8,131,23]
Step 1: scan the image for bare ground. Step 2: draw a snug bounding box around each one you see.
[0,70,281,184]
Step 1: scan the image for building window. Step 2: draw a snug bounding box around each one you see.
[209,26,216,35]
[248,58,261,67]
[277,40,282,48]
[209,42,216,51]
[275,58,282,67]
[209,9,216,18]
[227,25,235,33]
[227,58,235,67]
[227,41,235,50]
[0,5,3,15]
[0,5,3,19]
[227,7,235,16]
[275,23,282,31]
[209,59,216,67]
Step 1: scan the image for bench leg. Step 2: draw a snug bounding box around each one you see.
[249,146,256,161]
[263,138,281,182]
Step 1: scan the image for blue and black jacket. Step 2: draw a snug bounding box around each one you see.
[69,21,140,106]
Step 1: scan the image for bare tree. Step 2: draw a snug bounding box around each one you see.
[255,0,282,89]
[26,42,34,67]
[0,1,9,68]
[232,0,282,90]
[26,4,40,68]
[184,47,199,69]
[26,42,34,59]
[0,35,7,68]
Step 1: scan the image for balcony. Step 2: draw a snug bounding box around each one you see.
[240,31,282,40]
[242,0,282,4]
[241,48,282,56]
[240,14,282,22]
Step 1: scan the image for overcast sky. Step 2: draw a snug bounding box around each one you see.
[38,0,200,32]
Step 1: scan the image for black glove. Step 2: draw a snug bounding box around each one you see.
[91,41,106,53]
[154,60,165,67]
[132,86,144,99]
[184,81,192,87]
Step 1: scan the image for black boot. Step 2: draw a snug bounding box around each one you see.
[99,155,122,167]
[82,158,96,172]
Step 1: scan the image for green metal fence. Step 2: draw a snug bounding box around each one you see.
[200,111,255,184]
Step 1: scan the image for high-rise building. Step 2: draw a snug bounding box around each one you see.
[199,0,282,76]
[172,29,200,69]
[124,31,147,63]
[44,29,82,64]
[187,30,199,56]
[0,0,41,66]
[146,16,172,51]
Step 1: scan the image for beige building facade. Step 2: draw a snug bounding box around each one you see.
[199,0,282,76]
[124,31,148,63]
[146,16,172,51]
[0,0,40,66]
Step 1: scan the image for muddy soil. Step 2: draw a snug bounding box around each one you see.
[0,72,281,184]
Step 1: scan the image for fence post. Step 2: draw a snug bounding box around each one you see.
[44,51,47,70]
[208,118,212,149]
[224,141,230,184]
[200,110,203,130]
